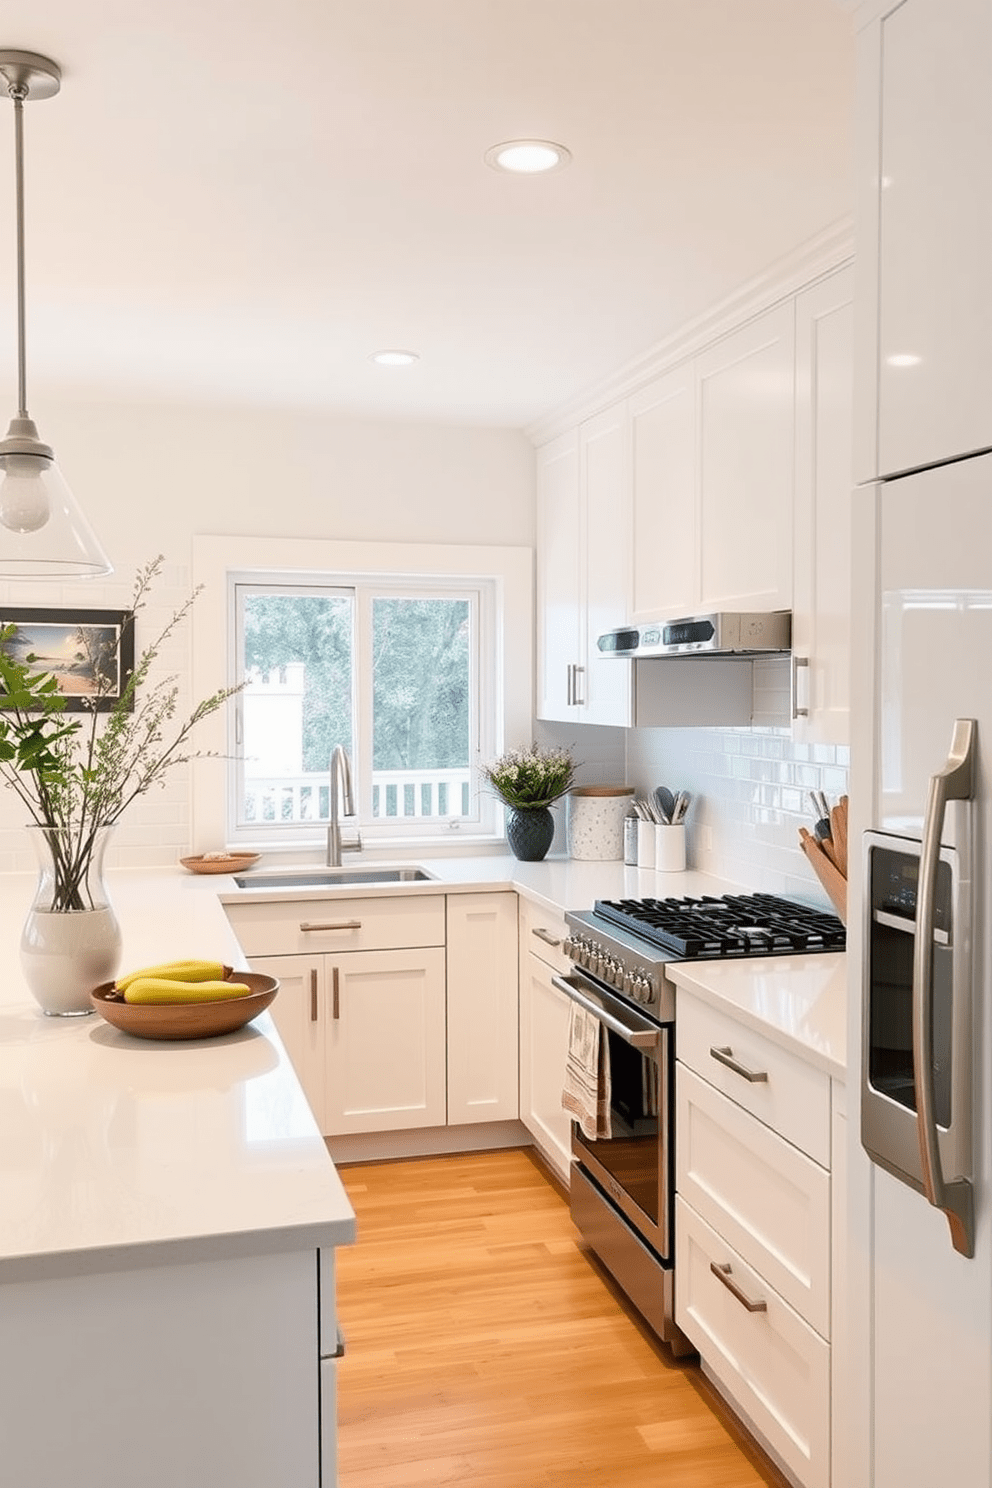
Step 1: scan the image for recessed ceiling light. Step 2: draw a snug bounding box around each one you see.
[370,349,419,367]
[485,139,571,175]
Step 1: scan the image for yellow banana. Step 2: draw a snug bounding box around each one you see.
[123,977,251,1005]
[115,959,227,993]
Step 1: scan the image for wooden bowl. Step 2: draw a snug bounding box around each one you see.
[89,971,279,1041]
[179,853,260,875]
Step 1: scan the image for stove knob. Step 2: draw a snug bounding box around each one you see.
[563,936,578,961]
[607,958,622,987]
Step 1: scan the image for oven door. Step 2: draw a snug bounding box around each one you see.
[552,967,672,1261]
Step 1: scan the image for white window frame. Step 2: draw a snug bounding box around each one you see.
[228,571,493,844]
[190,535,533,855]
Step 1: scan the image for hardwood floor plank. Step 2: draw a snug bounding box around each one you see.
[335,1148,791,1488]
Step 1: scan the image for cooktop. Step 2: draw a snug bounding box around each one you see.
[590,892,846,960]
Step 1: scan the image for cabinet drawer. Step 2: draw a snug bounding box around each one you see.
[676,992,830,1165]
[676,1197,829,1488]
[518,896,571,977]
[677,1064,830,1337]
[225,893,446,957]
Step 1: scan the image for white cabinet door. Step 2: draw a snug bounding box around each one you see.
[324,947,446,1135]
[536,429,582,721]
[696,302,795,612]
[580,401,631,725]
[630,361,697,621]
[873,0,992,477]
[792,265,854,744]
[535,406,631,726]
[252,952,327,1133]
[446,892,519,1125]
[519,955,572,1184]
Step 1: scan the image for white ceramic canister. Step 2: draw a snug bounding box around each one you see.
[566,786,636,861]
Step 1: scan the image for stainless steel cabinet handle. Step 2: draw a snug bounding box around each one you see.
[791,653,810,719]
[299,919,362,932]
[913,716,975,1258]
[309,967,318,1023]
[566,663,575,707]
[573,664,586,706]
[331,1325,346,1360]
[532,927,562,948]
[710,1260,767,1313]
[710,1045,768,1083]
[551,972,660,1050]
[332,965,340,1021]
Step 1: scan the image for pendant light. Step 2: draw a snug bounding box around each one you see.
[0,50,111,577]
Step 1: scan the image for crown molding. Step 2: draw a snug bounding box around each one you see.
[526,216,854,447]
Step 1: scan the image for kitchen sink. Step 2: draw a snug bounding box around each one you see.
[232,866,437,889]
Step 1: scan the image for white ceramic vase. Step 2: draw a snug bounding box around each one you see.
[19,825,122,1017]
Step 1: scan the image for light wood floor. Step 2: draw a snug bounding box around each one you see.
[334,1147,790,1488]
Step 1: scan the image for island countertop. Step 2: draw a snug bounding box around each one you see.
[0,869,356,1281]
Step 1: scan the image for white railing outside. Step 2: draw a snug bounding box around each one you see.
[243,767,472,823]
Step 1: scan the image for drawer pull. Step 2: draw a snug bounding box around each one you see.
[299,919,362,933]
[710,1044,768,1083]
[332,965,340,1021]
[532,927,562,948]
[710,1261,768,1314]
[309,967,318,1023]
[329,1324,346,1360]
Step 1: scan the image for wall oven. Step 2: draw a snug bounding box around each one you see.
[556,893,847,1356]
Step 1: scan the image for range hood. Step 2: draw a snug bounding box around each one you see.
[597,611,792,658]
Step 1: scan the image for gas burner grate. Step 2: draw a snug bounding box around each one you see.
[591,892,846,959]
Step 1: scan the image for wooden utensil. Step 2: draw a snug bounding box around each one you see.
[830,796,848,875]
[799,828,847,921]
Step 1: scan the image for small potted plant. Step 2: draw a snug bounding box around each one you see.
[0,556,240,1015]
[481,743,576,861]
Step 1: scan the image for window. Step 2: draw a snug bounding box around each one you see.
[229,573,495,843]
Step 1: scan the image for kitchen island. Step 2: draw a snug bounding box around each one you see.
[0,871,356,1488]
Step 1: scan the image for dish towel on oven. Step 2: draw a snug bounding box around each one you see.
[561,1002,612,1141]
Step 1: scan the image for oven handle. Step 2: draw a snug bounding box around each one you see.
[551,973,661,1050]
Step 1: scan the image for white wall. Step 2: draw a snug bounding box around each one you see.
[0,394,535,870]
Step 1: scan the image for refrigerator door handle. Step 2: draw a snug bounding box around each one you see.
[913,716,976,1258]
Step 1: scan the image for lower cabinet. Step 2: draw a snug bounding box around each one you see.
[246,891,518,1138]
[675,990,839,1488]
[518,895,573,1183]
[2,1244,338,1488]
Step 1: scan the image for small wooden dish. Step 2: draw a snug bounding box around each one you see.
[180,853,260,876]
[90,971,279,1041]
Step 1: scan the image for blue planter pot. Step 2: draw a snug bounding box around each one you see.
[505,806,555,862]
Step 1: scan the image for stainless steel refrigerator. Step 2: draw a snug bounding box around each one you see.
[852,451,992,1485]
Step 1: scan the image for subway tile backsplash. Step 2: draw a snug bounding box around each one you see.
[538,711,849,912]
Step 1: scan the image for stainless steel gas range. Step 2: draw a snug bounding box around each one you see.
[555,892,846,1355]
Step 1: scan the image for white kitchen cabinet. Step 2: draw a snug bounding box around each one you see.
[259,951,327,1129]
[517,895,572,1183]
[252,944,446,1136]
[3,1244,336,1488]
[856,0,992,481]
[536,402,631,725]
[240,891,517,1139]
[446,892,519,1125]
[696,301,795,613]
[629,360,697,622]
[675,989,834,1488]
[792,265,854,743]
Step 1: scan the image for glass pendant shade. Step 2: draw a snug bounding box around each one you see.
[0,49,112,578]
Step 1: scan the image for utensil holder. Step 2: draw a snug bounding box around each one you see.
[655,824,686,872]
[636,821,657,869]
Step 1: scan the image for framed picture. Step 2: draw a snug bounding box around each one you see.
[0,608,134,712]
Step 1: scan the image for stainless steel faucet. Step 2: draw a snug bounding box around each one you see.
[327,746,362,867]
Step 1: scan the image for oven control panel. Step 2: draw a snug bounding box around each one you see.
[563,933,657,1007]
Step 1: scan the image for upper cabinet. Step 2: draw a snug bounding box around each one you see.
[536,402,631,725]
[857,0,992,480]
[792,266,854,744]
[629,302,795,624]
[696,303,795,613]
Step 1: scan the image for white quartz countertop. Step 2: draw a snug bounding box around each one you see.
[667,952,847,1079]
[0,870,356,1281]
[0,850,847,1277]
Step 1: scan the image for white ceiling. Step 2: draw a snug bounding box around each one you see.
[0,1,854,429]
